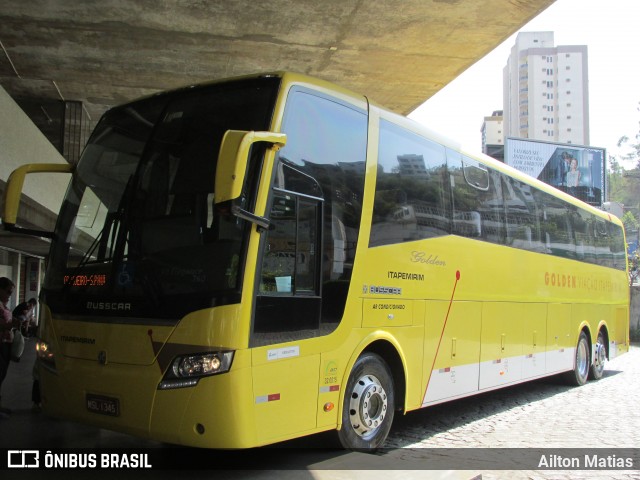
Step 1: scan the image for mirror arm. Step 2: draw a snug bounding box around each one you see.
[231,205,270,232]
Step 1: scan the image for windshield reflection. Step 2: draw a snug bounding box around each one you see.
[45,77,279,319]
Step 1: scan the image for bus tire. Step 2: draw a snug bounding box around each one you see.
[589,330,606,381]
[338,352,395,450]
[564,331,590,386]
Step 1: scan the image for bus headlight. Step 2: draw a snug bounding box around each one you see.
[36,339,55,364]
[158,351,234,390]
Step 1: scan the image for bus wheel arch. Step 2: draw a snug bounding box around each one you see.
[589,326,609,381]
[360,340,406,411]
[337,341,405,449]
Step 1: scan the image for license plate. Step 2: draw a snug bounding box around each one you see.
[86,394,120,417]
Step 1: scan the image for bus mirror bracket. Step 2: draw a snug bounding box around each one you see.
[2,163,74,238]
[231,205,270,232]
[215,130,287,205]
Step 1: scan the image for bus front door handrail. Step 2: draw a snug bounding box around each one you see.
[231,205,270,231]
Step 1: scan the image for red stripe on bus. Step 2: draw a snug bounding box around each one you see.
[423,270,461,401]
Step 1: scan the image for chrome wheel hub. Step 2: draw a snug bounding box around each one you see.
[348,374,388,438]
[577,338,589,379]
[593,341,606,372]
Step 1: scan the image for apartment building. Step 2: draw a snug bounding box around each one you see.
[503,31,589,145]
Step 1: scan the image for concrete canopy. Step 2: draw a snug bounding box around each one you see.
[0,0,555,258]
[1,0,554,121]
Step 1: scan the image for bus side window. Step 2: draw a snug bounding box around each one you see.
[594,218,612,267]
[503,176,543,252]
[538,190,575,259]
[608,221,626,271]
[449,152,505,244]
[259,187,321,295]
[370,120,450,247]
[260,192,297,293]
[573,209,595,263]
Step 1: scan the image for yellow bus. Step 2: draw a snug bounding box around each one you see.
[3,72,629,449]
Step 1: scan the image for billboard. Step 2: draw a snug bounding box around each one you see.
[505,137,605,207]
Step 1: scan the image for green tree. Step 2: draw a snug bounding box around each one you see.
[608,107,640,213]
[622,210,639,234]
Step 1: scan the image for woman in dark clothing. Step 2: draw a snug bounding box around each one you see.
[0,277,19,418]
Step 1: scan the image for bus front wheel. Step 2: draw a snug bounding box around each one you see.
[338,352,395,450]
[565,331,590,386]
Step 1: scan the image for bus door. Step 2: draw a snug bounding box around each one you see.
[250,164,324,443]
[248,85,369,443]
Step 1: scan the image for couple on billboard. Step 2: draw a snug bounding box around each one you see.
[539,147,602,206]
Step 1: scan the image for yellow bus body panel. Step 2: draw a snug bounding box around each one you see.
[34,73,630,449]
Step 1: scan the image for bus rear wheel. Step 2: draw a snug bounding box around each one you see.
[338,352,395,450]
[589,330,606,380]
[565,331,590,386]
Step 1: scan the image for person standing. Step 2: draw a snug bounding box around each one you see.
[13,297,37,337]
[566,157,581,197]
[0,277,19,418]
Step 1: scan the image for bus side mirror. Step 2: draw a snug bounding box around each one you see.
[214,130,287,204]
[2,163,74,238]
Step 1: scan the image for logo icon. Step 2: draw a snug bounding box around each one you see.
[7,450,39,468]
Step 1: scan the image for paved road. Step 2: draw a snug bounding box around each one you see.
[2,340,639,479]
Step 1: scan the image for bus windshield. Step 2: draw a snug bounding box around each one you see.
[44,76,280,320]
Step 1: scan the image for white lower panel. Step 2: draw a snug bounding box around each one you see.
[545,347,575,374]
[422,349,577,407]
[422,362,479,406]
[479,356,523,390]
[521,351,546,379]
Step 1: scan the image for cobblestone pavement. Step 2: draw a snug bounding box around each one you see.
[381,345,640,479]
[3,342,639,479]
